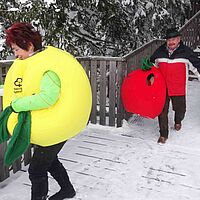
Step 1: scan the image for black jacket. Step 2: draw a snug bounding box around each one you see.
[150,41,200,73]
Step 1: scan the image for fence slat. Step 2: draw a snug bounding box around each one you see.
[80,59,90,78]
[12,158,22,173]
[116,61,126,127]
[0,96,9,181]
[99,60,107,125]
[0,142,9,182]
[108,61,116,126]
[24,146,32,166]
[90,60,97,124]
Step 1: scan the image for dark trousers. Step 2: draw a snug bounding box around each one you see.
[158,94,186,138]
[28,141,73,200]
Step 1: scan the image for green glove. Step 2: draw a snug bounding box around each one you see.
[140,58,154,71]
[0,106,13,143]
[4,111,31,166]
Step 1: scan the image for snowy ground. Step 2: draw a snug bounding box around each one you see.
[1,80,200,200]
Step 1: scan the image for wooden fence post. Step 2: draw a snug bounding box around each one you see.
[99,60,107,125]
[90,60,97,124]
[108,61,117,126]
[0,96,9,182]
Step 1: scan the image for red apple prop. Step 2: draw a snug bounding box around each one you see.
[121,66,166,119]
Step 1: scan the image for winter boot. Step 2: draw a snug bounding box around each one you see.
[48,189,76,200]
[157,136,168,144]
[49,161,76,200]
[174,123,182,131]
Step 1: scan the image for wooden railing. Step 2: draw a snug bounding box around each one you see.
[180,10,200,49]
[187,0,200,20]
[123,39,164,73]
[78,57,126,127]
[0,8,200,183]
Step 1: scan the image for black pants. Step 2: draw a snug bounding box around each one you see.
[158,95,186,138]
[28,141,73,200]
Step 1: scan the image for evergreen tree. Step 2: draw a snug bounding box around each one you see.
[0,0,194,58]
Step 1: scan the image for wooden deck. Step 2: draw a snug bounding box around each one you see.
[59,127,200,200]
[2,122,200,200]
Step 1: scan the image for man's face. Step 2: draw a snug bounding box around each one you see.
[166,36,181,51]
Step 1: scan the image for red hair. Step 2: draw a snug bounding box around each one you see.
[5,22,42,51]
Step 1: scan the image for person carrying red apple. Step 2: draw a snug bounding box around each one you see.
[150,27,200,144]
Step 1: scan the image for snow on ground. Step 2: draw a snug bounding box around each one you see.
[1,80,200,200]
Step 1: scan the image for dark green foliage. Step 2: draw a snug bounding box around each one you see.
[0,0,193,58]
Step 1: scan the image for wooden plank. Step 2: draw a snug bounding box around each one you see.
[79,59,90,78]
[24,146,32,166]
[0,96,9,182]
[99,60,107,125]
[79,60,85,70]
[77,56,122,61]
[84,60,90,79]
[90,60,97,124]
[12,157,22,173]
[108,61,116,126]
[0,142,9,182]
[0,66,3,85]
[116,61,126,127]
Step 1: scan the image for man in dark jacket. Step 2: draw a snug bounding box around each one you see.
[150,27,200,144]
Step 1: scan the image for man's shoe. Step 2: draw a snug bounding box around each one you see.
[157,136,167,144]
[174,123,181,131]
[49,189,76,200]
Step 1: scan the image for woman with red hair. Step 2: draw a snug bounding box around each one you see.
[3,22,92,200]
[6,22,42,56]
